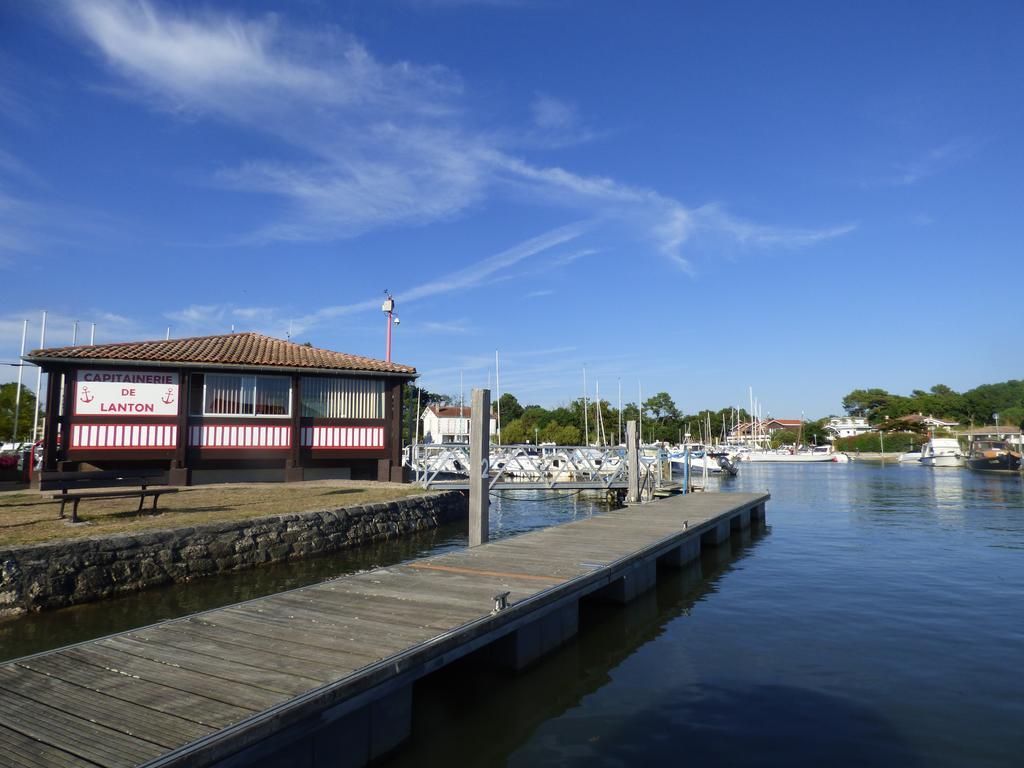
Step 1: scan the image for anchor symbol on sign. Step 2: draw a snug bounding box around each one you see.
[161,388,176,405]
[79,386,94,404]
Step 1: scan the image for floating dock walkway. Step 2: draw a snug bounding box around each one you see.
[0,491,768,768]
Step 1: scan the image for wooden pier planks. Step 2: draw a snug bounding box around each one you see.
[0,491,767,768]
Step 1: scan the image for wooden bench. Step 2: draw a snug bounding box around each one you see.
[39,471,179,524]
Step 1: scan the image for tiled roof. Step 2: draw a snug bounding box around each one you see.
[423,405,499,417]
[26,332,416,376]
[426,405,473,418]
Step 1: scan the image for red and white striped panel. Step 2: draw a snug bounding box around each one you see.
[190,425,292,449]
[300,426,385,450]
[71,424,178,450]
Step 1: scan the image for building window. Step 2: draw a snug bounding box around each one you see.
[203,374,291,417]
[300,377,385,419]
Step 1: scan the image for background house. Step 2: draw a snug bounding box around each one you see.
[825,416,874,439]
[420,405,497,444]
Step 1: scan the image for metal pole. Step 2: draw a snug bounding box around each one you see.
[618,378,622,446]
[748,386,754,449]
[32,311,46,443]
[495,350,501,446]
[12,319,26,443]
[166,327,171,340]
[89,323,95,345]
[414,389,421,446]
[626,419,640,504]
[638,382,643,446]
[385,309,392,362]
[382,294,394,362]
[469,387,491,547]
[72,321,78,346]
[582,365,589,447]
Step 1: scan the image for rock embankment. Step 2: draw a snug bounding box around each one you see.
[0,491,466,618]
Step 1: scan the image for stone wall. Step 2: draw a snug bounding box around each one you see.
[0,491,466,618]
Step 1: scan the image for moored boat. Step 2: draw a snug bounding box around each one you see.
[966,440,1021,473]
[920,438,965,468]
[742,448,834,463]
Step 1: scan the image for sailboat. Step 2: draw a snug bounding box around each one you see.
[740,412,837,462]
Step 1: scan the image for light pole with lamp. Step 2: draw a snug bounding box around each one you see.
[382,291,399,362]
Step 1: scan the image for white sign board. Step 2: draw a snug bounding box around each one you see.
[75,370,180,416]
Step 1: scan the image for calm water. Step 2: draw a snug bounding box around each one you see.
[384,462,1024,768]
[2,464,1022,766]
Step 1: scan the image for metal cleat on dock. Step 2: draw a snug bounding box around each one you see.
[492,591,511,613]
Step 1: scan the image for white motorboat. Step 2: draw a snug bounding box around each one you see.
[898,450,923,463]
[811,445,851,462]
[669,444,737,475]
[920,438,965,467]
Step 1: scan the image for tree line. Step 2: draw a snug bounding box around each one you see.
[841,380,1024,428]
[402,384,750,446]
[0,383,37,444]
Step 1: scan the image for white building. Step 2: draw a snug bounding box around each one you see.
[421,405,497,444]
[919,414,959,429]
[825,416,874,439]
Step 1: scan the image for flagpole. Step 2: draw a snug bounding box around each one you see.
[12,319,26,443]
[31,311,46,443]
[495,350,501,446]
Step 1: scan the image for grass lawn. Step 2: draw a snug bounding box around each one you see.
[0,481,432,548]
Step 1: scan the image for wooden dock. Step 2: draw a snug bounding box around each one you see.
[0,491,768,768]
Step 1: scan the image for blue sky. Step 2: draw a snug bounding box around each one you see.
[1,1,1021,418]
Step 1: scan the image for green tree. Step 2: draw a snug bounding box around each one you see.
[803,418,829,445]
[0,383,36,443]
[770,429,798,448]
[498,393,524,422]
[499,418,531,444]
[643,392,679,422]
[540,423,581,445]
[520,404,548,427]
[842,388,896,421]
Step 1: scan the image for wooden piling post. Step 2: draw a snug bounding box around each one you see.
[469,388,491,546]
[626,419,640,504]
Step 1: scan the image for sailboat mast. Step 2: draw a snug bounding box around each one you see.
[638,382,643,445]
[582,365,589,446]
[618,378,622,446]
[495,350,501,447]
[748,386,754,449]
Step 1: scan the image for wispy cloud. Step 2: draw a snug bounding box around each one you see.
[525,288,553,298]
[164,303,301,337]
[868,139,980,188]
[523,93,596,148]
[63,0,854,268]
[159,222,588,339]
[296,221,588,327]
[692,204,857,247]
[416,319,472,334]
[0,309,156,377]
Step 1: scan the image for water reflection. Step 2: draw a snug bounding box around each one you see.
[385,526,769,768]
